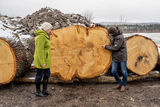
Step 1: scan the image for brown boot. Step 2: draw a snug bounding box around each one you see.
[113,84,121,89]
[120,86,126,92]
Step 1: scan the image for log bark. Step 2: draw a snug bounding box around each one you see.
[125,35,159,75]
[0,37,33,84]
[14,71,160,83]
[50,25,112,81]
[155,56,160,70]
[157,46,160,69]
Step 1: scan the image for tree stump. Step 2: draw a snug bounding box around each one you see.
[50,25,112,81]
[126,35,159,75]
[0,37,33,84]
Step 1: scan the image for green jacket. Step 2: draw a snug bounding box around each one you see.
[34,30,51,69]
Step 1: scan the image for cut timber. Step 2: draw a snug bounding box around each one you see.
[0,37,33,84]
[50,25,112,81]
[126,35,159,75]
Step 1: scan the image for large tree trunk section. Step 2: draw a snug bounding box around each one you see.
[0,37,33,84]
[126,35,159,75]
[50,25,112,81]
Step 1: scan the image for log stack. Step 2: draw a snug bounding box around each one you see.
[1,25,159,83]
[50,25,112,81]
[0,37,33,84]
[1,8,159,84]
[126,35,159,75]
[50,29,159,81]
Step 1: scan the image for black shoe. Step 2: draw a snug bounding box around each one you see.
[42,91,52,96]
[42,78,51,96]
[35,92,45,97]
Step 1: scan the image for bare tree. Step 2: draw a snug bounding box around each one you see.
[82,10,94,22]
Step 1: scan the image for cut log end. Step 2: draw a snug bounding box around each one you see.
[0,37,33,85]
[50,25,112,81]
[0,38,16,84]
[126,35,159,75]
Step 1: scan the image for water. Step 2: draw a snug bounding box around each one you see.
[123,33,160,54]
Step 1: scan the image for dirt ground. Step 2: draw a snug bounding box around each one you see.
[0,78,160,107]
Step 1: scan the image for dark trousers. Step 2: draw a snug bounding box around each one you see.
[35,68,50,92]
[111,61,128,86]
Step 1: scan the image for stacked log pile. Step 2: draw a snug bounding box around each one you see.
[1,25,159,84]
[50,27,159,81]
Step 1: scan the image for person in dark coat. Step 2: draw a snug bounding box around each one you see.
[90,24,128,92]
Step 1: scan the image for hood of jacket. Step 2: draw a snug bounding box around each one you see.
[34,29,49,39]
[116,27,123,35]
[112,27,123,37]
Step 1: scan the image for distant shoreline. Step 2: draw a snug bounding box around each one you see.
[100,23,160,33]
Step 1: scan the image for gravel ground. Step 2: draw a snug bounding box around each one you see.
[0,78,160,107]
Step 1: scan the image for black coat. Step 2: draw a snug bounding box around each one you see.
[105,34,127,62]
[95,23,127,62]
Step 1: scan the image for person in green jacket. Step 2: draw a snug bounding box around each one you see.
[34,22,53,97]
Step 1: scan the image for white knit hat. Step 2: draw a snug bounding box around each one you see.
[41,22,53,31]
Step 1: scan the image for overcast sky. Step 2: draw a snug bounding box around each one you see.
[0,0,160,23]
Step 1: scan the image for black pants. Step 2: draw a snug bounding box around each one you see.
[35,68,50,92]
[35,68,50,82]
